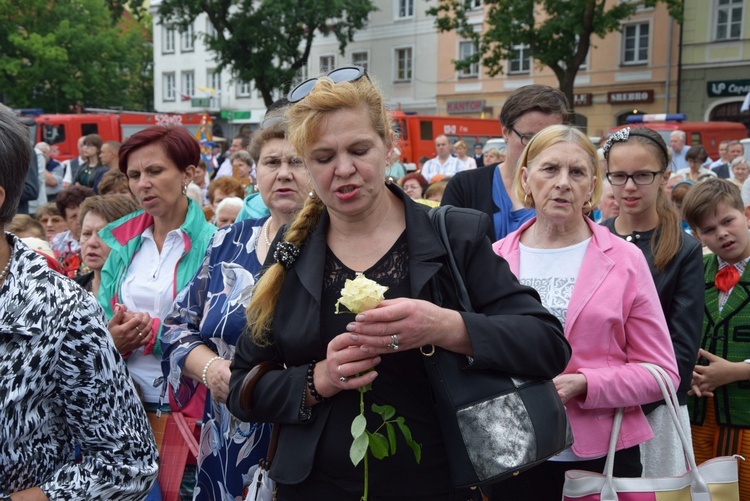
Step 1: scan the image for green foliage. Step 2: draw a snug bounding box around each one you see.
[0,0,153,112]
[428,0,683,111]
[156,0,378,107]
[349,396,421,500]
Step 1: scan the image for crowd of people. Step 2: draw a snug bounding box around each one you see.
[1,68,750,501]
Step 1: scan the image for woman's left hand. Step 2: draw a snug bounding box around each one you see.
[553,373,587,404]
[205,359,232,404]
[345,298,470,355]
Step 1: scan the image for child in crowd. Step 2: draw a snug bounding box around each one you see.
[683,178,750,497]
[601,127,704,477]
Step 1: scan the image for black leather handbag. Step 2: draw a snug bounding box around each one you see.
[424,206,573,489]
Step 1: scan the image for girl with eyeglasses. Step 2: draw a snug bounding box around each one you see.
[601,126,703,478]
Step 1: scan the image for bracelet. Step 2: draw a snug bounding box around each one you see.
[306,360,327,402]
[202,356,223,386]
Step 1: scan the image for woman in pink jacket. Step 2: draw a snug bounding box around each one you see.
[491,125,679,500]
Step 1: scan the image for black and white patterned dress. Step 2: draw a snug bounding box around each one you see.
[0,233,159,499]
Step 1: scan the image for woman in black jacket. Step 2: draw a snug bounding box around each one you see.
[227,68,570,500]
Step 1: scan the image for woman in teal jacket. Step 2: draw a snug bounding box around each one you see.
[98,125,216,499]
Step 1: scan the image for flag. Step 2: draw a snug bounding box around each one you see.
[195,114,214,166]
[180,93,191,101]
[741,91,750,113]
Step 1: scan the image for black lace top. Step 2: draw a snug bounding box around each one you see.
[295,232,451,499]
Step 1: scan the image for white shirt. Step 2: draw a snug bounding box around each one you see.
[421,156,463,182]
[120,226,186,403]
[215,157,233,178]
[27,149,47,214]
[458,156,478,170]
[519,237,594,462]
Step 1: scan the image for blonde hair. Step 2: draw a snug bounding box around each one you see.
[247,75,393,344]
[453,140,467,150]
[514,125,602,211]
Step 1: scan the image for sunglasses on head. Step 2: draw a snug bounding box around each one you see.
[287,66,367,103]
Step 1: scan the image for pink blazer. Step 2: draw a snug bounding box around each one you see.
[493,217,680,458]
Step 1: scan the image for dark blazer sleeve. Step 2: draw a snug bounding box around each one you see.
[442,166,498,242]
[437,208,571,378]
[664,237,704,402]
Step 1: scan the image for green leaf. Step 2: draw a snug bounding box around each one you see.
[366,431,389,460]
[351,414,367,439]
[396,417,422,464]
[371,403,395,420]
[350,432,368,466]
[386,422,397,453]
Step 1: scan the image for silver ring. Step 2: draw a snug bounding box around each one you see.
[337,365,348,383]
[387,334,399,351]
[137,330,143,337]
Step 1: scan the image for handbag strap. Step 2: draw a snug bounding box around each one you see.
[428,205,474,313]
[600,363,709,501]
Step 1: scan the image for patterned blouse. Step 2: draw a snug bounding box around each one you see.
[0,233,158,499]
[161,219,272,500]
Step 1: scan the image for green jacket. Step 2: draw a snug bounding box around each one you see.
[689,254,750,427]
[98,198,216,355]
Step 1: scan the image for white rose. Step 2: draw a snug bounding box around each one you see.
[335,274,389,314]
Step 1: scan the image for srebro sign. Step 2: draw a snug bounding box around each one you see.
[607,90,654,104]
[707,79,750,98]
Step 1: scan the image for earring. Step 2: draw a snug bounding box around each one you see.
[583,200,593,214]
[308,191,316,199]
[182,184,188,195]
[523,192,533,209]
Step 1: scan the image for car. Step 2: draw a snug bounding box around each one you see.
[483,138,506,153]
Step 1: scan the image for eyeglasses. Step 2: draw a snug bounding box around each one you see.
[509,127,535,146]
[287,66,367,103]
[606,171,664,186]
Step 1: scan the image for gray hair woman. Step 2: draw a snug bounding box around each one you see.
[0,106,158,498]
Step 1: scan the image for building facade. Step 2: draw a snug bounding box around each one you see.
[149,0,439,139]
[149,0,749,142]
[679,0,749,130]
[434,1,682,139]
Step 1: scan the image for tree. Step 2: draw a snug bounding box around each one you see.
[428,0,683,112]
[156,0,378,107]
[0,0,153,112]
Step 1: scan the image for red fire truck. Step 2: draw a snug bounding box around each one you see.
[391,111,502,164]
[33,110,205,161]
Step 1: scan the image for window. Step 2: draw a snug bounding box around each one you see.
[622,22,649,64]
[458,41,479,77]
[163,73,175,101]
[716,0,743,40]
[352,51,369,73]
[163,26,175,54]
[208,69,222,91]
[180,23,194,52]
[508,44,531,74]
[237,81,251,98]
[181,71,194,98]
[320,55,335,74]
[395,48,413,82]
[397,0,414,18]
[468,0,482,8]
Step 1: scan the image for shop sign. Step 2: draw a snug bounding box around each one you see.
[220,110,252,120]
[574,93,592,107]
[707,79,750,98]
[607,90,654,104]
[447,99,485,114]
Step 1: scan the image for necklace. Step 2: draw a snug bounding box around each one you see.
[263,217,274,247]
[0,252,11,284]
[533,223,586,249]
